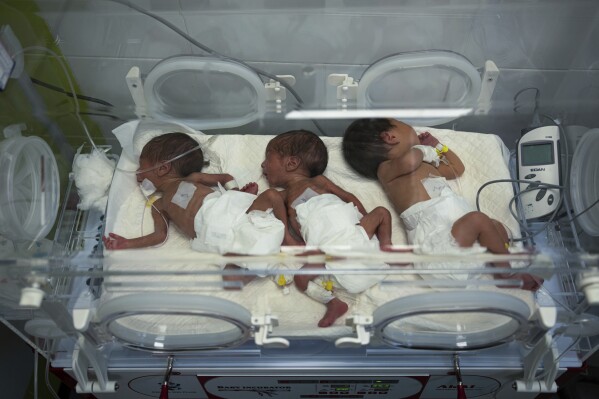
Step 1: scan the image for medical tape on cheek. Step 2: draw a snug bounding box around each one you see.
[305,280,335,304]
[140,178,157,197]
[171,181,197,209]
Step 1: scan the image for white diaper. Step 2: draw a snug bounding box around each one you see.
[327,260,390,294]
[295,193,388,293]
[296,193,368,247]
[400,185,486,280]
[232,209,287,255]
[191,189,284,256]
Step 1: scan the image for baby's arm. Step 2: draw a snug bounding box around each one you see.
[287,206,304,243]
[377,148,425,183]
[317,176,367,215]
[186,172,237,188]
[438,148,465,178]
[103,203,169,250]
[418,132,465,178]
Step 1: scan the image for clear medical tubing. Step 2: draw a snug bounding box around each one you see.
[15,46,98,153]
[116,143,203,175]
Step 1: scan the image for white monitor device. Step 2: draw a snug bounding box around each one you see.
[517,125,561,220]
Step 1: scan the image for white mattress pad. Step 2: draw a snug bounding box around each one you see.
[101,121,534,341]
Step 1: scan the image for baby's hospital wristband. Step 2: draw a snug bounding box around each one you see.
[224,179,239,190]
[435,143,449,156]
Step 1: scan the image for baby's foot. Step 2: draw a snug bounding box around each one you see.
[240,182,259,195]
[222,264,256,290]
[318,298,349,327]
[283,235,304,246]
[381,246,413,266]
[494,268,543,291]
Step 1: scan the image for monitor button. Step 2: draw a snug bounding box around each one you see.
[536,188,547,201]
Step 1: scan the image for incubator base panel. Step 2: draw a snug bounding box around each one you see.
[62,368,562,399]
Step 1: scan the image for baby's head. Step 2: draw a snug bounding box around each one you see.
[343,118,416,179]
[266,130,328,177]
[139,132,204,178]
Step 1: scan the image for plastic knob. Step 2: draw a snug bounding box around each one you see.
[19,286,45,308]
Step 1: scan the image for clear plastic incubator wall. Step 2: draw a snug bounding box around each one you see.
[1,1,599,398]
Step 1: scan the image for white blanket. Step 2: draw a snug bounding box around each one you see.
[101,120,532,339]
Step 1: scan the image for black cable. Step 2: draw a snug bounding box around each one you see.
[565,197,599,223]
[538,114,587,227]
[476,178,562,215]
[512,87,540,114]
[31,77,113,107]
[507,186,563,242]
[513,87,541,130]
[79,112,126,121]
[106,0,329,136]
[476,178,564,243]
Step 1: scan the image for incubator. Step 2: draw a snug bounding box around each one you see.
[1,1,599,398]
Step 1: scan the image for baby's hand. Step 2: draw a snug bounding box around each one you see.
[418,132,440,147]
[379,243,395,252]
[496,271,543,291]
[240,182,259,195]
[103,233,131,250]
[520,273,543,291]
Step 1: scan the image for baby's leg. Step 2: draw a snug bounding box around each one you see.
[358,206,392,248]
[320,298,349,328]
[247,189,303,246]
[491,219,510,247]
[490,218,541,290]
[451,212,541,291]
[293,263,326,292]
[294,263,349,327]
[451,211,508,255]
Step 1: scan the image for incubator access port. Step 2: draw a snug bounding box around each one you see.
[0,124,60,242]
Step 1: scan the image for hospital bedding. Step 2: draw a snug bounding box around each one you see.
[102,121,534,341]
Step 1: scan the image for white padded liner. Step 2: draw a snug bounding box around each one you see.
[102,122,533,341]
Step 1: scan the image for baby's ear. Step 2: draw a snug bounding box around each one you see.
[380,130,398,144]
[156,161,172,176]
[286,155,301,171]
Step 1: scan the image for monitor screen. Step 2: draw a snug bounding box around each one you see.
[521,142,554,166]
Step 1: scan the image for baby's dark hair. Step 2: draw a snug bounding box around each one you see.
[140,132,204,177]
[267,130,328,177]
[343,118,393,179]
